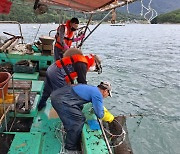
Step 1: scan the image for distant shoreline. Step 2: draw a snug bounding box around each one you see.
[0,21,179,25]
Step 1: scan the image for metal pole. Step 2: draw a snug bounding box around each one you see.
[90,0,138,13]
[98,119,113,154]
[33,24,41,43]
[80,10,113,45]
[12,76,16,118]
[78,14,93,48]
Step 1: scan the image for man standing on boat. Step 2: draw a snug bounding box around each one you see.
[54,17,85,60]
[50,81,115,153]
[38,48,102,111]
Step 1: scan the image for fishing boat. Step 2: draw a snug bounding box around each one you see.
[110,9,125,26]
[0,0,138,153]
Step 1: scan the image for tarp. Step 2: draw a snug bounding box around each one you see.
[50,0,114,11]
[0,0,137,14]
[31,0,137,13]
[0,0,12,14]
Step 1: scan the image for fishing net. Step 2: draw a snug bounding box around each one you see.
[103,117,126,148]
[54,122,66,154]
[102,116,133,154]
[14,60,36,74]
[0,62,13,74]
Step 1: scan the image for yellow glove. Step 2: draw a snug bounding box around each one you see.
[101,107,114,123]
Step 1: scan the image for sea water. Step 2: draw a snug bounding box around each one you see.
[0,23,180,154]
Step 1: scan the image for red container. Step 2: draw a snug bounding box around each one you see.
[0,72,11,98]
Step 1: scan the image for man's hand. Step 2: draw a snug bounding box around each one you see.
[79,34,85,40]
[63,44,69,51]
[74,34,85,42]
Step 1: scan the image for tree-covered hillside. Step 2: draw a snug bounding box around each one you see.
[0,1,62,23]
[151,9,180,24]
[0,0,143,23]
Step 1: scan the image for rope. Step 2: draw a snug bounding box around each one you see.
[126,1,130,14]
[129,116,143,140]
[54,122,66,154]
[110,131,126,148]
[54,119,127,153]
[104,119,125,138]
[122,112,180,122]
[102,119,126,148]
[140,0,157,23]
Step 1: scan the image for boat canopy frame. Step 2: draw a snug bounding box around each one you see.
[32,0,138,48]
[32,0,137,14]
[77,10,113,48]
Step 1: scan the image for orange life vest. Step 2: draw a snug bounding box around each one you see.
[55,20,74,50]
[55,54,88,83]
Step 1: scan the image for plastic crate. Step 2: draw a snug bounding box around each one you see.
[13,63,37,74]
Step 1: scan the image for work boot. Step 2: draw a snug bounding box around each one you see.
[37,102,46,111]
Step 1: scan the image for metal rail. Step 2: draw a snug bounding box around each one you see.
[79,10,113,46]
[0,21,24,44]
[78,14,93,48]
[98,119,113,154]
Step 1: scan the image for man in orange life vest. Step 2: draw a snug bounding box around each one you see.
[38,48,102,111]
[54,17,84,60]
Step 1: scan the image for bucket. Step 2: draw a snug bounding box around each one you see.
[0,72,11,98]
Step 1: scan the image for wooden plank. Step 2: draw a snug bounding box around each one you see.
[13,72,39,80]
[8,80,32,90]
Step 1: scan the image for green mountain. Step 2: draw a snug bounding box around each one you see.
[0,0,143,23]
[151,9,180,24]
[0,1,62,23]
[119,0,180,15]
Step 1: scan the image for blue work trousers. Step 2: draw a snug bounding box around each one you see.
[54,46,64,60]
[39,63,67,106]
[51,86,87,150]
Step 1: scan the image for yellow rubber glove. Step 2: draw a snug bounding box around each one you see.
[101,107,114,123]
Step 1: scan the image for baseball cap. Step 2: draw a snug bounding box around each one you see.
[100,81,112,97]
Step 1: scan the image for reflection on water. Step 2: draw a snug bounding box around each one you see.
[0,23,180,154]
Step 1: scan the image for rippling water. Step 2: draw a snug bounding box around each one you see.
[1,23,180,154]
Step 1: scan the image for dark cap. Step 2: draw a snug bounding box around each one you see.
[70,17,79,24]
